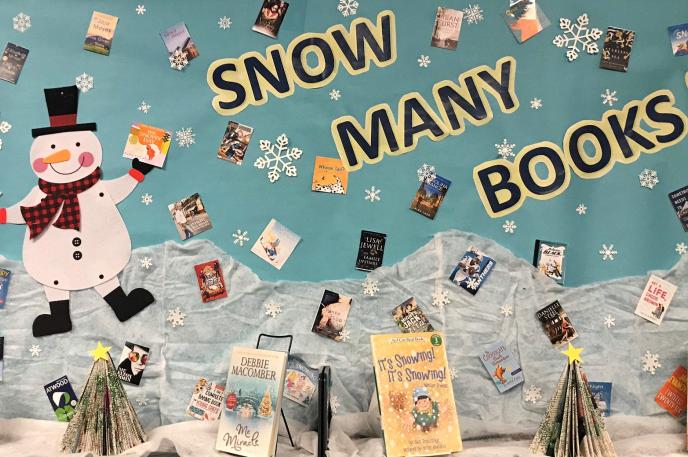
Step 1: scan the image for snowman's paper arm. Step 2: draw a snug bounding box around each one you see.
[104,170,145,205]
[0,186,46,225]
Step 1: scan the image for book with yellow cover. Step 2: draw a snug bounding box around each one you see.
[311,156,348,194]
[370,332,462,457]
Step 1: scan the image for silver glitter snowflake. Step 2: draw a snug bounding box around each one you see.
[417,55,431,68]
[417,163,437,183]
[432,289,450,309]
[232,229,249,246]
[362,278,379,296]
[0,139,3,150]
[13,13,31,32]
[524,385,542,404]
[500,304,513,317]
[337,0,359,17]
[136,5,146,15]
[449,367,458,380]
[639,169,659,189]
[495,138,516,159]
[676,242,687,255]
[75,73,94,93]
[329,89,341,101]
[167,307,186,327]
[601,89,618,106]
[552,13,602,62]
[141,193,153,205]
[218,16,232,30]
[463,4,484,24]
[604,314,615,328]
[466,277,481,290]
[530,98,542,110]
[138,101,151,114]
[140,257,153,270]
[30,344,42,357]
[576,203,587,215]
[364,186,381,202]
[169,49,189,70]
[641,350,661,375]
[254,133,302,183]
[338,329,351,342]
[502,220,517,234]
[175,127,195,148]
[599,244,618,261]
[265,302,282,318]
[136,396,148,406]
[0,121,12,134]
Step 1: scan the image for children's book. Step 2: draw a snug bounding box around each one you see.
[588,382,613,417]
[449,247,496,295]
[251,219,301,270]
[479,341,524,393]
[0,43,29,84]
[410,175,451,219]
[215,347,288,456]
[312,156,348,195]
[655,366,687,418]
[635,275,677,325]
[122,123,171,168]
[370,332,462,456]
[0,268,11,309]
[669,185,688,231]
[116,342,150,386]
[217,121,254,165]
[187,377,225,421]
[161,22,199,61]
[668,23,688,56]
[311,290,352,342]
[253,0,290,39]
[430,7,463,50]
[284,355,319,406]
[44,376,79,422]
[535,300,577,346]
[194,260,228,303]
[355,230,386,272]
[600,27,635,72]
[392,297,434,333]
[533,240,566,285]
[502,0,550,43]
[83,11,119,55]
[168,193,213,241]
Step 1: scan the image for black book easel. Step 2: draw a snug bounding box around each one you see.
[256,333,296,449]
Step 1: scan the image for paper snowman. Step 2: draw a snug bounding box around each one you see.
[0,86,155,337]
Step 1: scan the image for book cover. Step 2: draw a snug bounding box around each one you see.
[449,247,496,295]
[116,341,150,386]
[535,300,577,346]
[0,268,11,309]
[44,375,79,422]
[588,382,613,417]
[122,123,171,168]
[253,0,290,39]
[370,332,462,457]
[669,185,688,231]
[502,0,550,43]
[634,275,677,325]
[215,347,288,456]
[161,22,199,60]
[600,27,635,72]
[217,121,254,165]
[533,240,566,285]
[479,341,524,393]
[187,377,225,421]
[430,7,463,50]
[312,156,349,194]
[0,42,29,84]
[194,260,228,303]
[355,230,386,272]
[83,11,119,56]
[168,193,213,241]
[312,290,352,342]
[410,175,451,219]
[0,336,3,382]
[251,219,301,270]
[392,297,434,334]
[284,355,319,406]
[655,366,687,418]
[668,23,688,56]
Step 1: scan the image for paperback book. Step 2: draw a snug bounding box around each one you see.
[533,240,566,285]
[251,219,301,270]
[669,185,688,231]
[311,290,352,342]
[217,121,254,165]
[479,340,524,393]
[284,355,319,406]
[449,247,496,295]
[312,156,348,194]
[0,43,29,84]
[430,7,463,50]
[187,377,225,421]
[116,342,150,386]
[83,11,119,55]
[668,23,688,56]
[502,0,550,43]
[253,0,290,39]
[161,22,199,62]
[122,123,171,168]
[655,366,687,418]
[589,382,613,417]
[536,300,577,346]
[44,375,79,422]
[370,332,462,456]
[168,193,213,241]
[600,27,635,72]
[0,337,3,382]
[634,275,677,325]
[410,175,451,219]
[392,297,434,333]
[216,347,288,457]
[355,230,386,271]
[0,268,11,309]
[194,260,228,303]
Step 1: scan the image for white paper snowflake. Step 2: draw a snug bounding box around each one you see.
[141,193,153,206]
[496,139,516,159]
[524,385,542,404]
[500,304,513,317]
[138,101,151,114]
[175,127,195,148]
[169,49,189,70]
[140,257,153,270]
[0,121,12,134]
[604,314,616,328]
[254,133,303,183]
[676,242,687,255]
[338,329,351,342]
[364,186,381,202]
[601,89,618,106]
[330,395,341,413]
[337,0,359,17]
[599,244,618,261]
[641,350,661,375]
[362,278,379,296]
[576,203,588,215]
[30,344,41,357]
[502,220,517,234]
[432,289,450,309]
[0,139,3,150]
[329,89,341,101]
[466,277,481,290]
[417,164,436,183]
[233,230,250,246]
[463,4,484,24]
[167,307,186,328]
[75,73,94,93]
[265,303,282,318]
[13,13,31,32]
[449,367,458,380]
[136,396,148,406]
[639,169,659,189]
[530,98,543,110]
[552,14,603,62]
[417,55,431,68]
[136,5,146,15]
[218,16,232,30]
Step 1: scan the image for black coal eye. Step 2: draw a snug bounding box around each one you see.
[76,142,81,147]
[50,144,56,149]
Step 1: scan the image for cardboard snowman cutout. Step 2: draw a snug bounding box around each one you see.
[0,86,155,337]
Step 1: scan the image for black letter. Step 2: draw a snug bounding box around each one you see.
[403,97,444,147]
[331,14,393,71]
[477,59,516,110]
[476,164,521,214]
[291,37,336,84]
[607,105,655,158]
[518,146,566,195]
[435,77,487,130]
[568,125,612,174]
[335,109,399,168]
[645,93,686,144]
[244,49,290,102]
[212,62,247,111]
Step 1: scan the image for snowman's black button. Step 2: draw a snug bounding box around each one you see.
[99,274,104,279]
[53,280,59,285]
[72,237,81,247]
[99,192,104,197]
[73,251,82,260]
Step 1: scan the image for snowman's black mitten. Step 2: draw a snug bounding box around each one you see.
[132,158,154,175]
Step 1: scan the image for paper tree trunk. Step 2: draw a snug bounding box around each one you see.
[530,361,617,457]
[60,355,146,455]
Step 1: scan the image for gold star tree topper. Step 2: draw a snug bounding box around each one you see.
[561,342,583,364]
[89,341,112,361]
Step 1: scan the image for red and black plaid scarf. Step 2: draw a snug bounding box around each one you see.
[21,168,101,239]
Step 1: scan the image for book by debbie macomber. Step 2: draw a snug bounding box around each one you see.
[410,175,451,219]
[655,366,687,418]
[312,156,348,194]
[634,275,677,325]
[479,340,523,393]
[430,7,463,50]
[216,347,288,457]
[370,332,462,457]
[83,11,119,55]
[122,123,171,168]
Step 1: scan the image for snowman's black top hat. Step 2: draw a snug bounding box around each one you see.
[31,85,97,138]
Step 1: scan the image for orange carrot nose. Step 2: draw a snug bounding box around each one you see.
[42,149,71,164]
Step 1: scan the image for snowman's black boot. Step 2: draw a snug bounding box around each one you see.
[103,287,155,322]
[32,300,73,337]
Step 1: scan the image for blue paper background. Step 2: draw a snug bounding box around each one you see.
[0,0,686,286]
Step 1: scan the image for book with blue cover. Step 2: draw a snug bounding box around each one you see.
[449,247,496,295]
[410,175,451,219]
[44,375,79,422]
[0,268,11,308]
[479,340,524,393]
[589,381,612,417]
[668,23,688,56]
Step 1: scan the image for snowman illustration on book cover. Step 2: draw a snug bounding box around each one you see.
[0,86,156,337]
